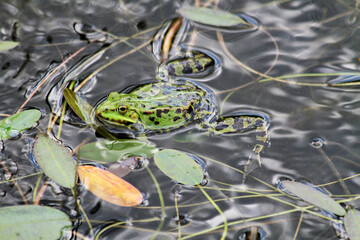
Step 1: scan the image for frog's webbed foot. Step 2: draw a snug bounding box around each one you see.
[203,113,270,181]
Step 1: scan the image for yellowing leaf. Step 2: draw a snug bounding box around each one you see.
[77,165,143,207]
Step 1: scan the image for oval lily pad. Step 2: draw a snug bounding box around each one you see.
[33,134,76,188]
[0,41,19,52]
[79,139,158,162]
[0,205,71,240]
[178,6,246,27]
[154,149,203,185]
[344,208,360,240]
[0,109,41,140]
[282,181,346,216]
[78,165,143,206]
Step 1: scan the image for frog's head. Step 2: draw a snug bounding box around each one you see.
[95,92,143,131]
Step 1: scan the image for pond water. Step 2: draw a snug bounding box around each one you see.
[1,0,360,239]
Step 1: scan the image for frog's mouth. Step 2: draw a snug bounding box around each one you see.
[96,113,136,127]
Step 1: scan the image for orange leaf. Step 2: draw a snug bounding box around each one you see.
[77,165,143,207]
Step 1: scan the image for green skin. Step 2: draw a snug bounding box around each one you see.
[157,51,215,80]
[95,53,269,167]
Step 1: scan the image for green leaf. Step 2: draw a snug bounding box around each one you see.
[0,109,41,140]
[0,205,71,240]
[33,134,76,188]
[282,181,346,216]
[344,208,360,240]
[178,6,246,27]
[63,88,117,139]
[154,149,203,185]
[63,88,94,124]
[79,139,158,162]
[0,41,19,52]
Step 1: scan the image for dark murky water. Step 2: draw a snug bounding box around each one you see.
[1,0,360,239]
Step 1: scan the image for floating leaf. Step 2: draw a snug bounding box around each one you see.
[33,134,76,188]
[0,41,19,52]
[63,88,93,124]
[63,88,116,139]
[0,109,41,140]
[154,149,203,185]
[108,156,141,178]
[79,139,158,162]
[178,6,246,27]
[0,205,71,240]
[344,208,360,240]
[78,165,143,206]
[282,181,346,216]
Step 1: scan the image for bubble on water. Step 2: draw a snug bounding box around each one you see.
[8,129,20,139]
[175,213,190,225]
[309,137,325,148]
[237,226,266,240]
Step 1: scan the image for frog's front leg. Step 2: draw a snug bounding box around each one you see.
[202,114,270,176]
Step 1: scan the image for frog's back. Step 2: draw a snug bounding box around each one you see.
[130,81,215,132]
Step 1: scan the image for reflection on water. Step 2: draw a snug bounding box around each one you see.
[0,0,360,239]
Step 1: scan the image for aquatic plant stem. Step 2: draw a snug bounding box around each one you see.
[216,31,327,87]
[57,81,76,138]
[174,192,181,239]
[317,148,351,196]
[74,38,153,93]
[293,211,304,240]
[16,45,87,113]
[197,185,228,240]
[0,160,28,204]
[146,165,166,240]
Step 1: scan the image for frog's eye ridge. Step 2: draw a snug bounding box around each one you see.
[118,105,128,114]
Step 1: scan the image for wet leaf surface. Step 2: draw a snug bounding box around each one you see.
[33,134,76,188]
[0,205,71,240]
[178,6,246,27]
[0,109,41,140]
[282,181,346,216]
[0,41,19,52]
[344,208,360,240]
[63,88,93,124]
[78,165,143,207]
[154,149,203,185]
[79,139,158,162]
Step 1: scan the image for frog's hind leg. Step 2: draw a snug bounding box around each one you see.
[203,113,270,180]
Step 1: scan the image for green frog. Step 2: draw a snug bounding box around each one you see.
[95,79,270,168]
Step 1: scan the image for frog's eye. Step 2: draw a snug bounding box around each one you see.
[118,105,128,114]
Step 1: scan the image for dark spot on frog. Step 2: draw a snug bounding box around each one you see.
[195,61,204,71]
[156,109,162,117]
[143,110,154,115]
[182,61,193,74]
[163,109,170,114]
[173,116,180,122]
[233,117,244,130]
[176,108,182,114]
[187,105,194,114]
[154,121,160,125]
[149,116,155,122]
[167,65,175,75]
